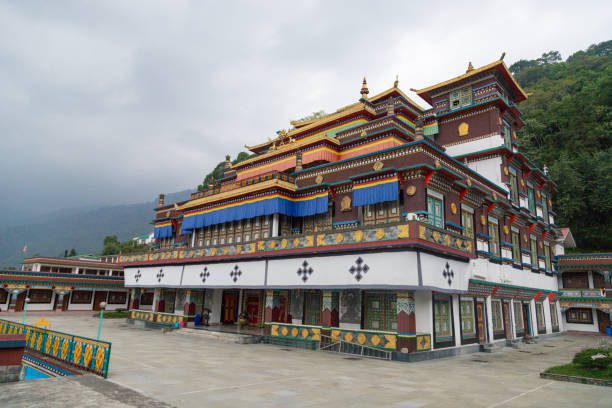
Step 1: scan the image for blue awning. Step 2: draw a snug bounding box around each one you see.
[153,224,173,239]
[181,193,328,234]
[353,177,399,207]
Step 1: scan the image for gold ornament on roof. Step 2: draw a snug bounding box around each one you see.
[340,195,352,212]
[466,62,474,73]
[450,202,457,214]
[373,161,384,171]
[315,175,324,184]
[458,122,469,137]
[393,75,399,88]
[434,159,441,168]
[360,77,369,98]
[406,185,416,196]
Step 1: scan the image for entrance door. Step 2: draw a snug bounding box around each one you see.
[14,292,26,312]
[246,293,261,325]
[221,291,239,324]
[502,302,511,339]
[522,304,531,336]
[93,291,108,311]
[476,301,486,344]
[272,292,288,323]
[62,293,70,311]
[597,310,609,334]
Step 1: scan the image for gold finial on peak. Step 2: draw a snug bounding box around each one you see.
[500,52,506,61]
[360,77,369,98]
[393,75,399,88]
[466,62,474,73]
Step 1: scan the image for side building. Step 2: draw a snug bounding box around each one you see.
[556,253,611,334]
[121,59,563,355]
[0,256,128,312]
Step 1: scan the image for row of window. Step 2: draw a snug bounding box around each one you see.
[426,193,552,270]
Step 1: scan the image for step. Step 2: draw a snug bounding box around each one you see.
[481,343,503,353]
[174,328,262,344]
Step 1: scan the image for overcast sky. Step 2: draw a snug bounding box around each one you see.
[1,1,610,216]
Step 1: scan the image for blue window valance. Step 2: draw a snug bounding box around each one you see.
[353,176,399,207]
[181,193,328,234]
[153,223,173,239]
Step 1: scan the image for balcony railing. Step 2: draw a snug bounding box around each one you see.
[189,171,295,200]
[119,221,474,264]
[560,289,608,299]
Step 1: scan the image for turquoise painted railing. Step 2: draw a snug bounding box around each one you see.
[0,319,112,378]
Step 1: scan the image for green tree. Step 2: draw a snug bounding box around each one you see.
[512,40,612,250]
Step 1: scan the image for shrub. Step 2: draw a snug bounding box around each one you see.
[572,348,611,370]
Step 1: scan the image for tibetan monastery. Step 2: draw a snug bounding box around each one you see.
[121,58,567,355]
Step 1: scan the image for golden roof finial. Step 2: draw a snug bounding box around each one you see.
[360,77,369,99]
[500,52,506,61]
[466,62,474,73]
[393,75,399,88]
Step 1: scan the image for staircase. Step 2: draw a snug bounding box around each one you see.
[174,328,263,344]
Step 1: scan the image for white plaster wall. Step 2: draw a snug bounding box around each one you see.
[562,309,599,332]
[420,253,470,292]
[182,261,266,288]
[470,259,557,292]
[467,156,504,189]
[125,266,183,288]
[267,252,419,288]
[415,290,432,335]
[444,134,505,157]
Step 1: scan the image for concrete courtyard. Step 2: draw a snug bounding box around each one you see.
[2,313,611,407]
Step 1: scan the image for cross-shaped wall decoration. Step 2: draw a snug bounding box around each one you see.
[200,267,210,283]
[156,268,164,283]
[349,257,369,282]
[135,270,142,282]
[296,260,313,282]
[442,262,454,286]
[230,265,242,282]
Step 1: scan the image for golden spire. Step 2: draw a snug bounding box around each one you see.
[360,77,369,99]
[393,75,399,88]
[500,52,506,61]
[466,62,474,73]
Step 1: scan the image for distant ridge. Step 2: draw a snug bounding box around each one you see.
[0,190,192,268]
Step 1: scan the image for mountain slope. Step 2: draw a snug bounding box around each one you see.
[0,190,191,267]
[510,40,611,250]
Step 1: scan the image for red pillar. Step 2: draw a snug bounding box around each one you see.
[321,291,333,327]
[264,290,273,323]
[396,291,416,352]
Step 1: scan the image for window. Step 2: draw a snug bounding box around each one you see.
[513,302,524,334]
[461,207,474,239]
[28,289,53,304]
[544,244,551,271]
[511,229,521,264]
[364,292,397,331]
[562,272,589,289]
[433,294,454,347]
[566,308,593,324]
[108,292,127,304]
[488,219,500,256]
[503,121,512,147]
[527,186,536,213]
[550,303,559,331]
[427,194,444,229]
[542,192,549,222]
[509,169,519,203]
[71,290,93,304]
[303,291,321,326]
[140,292,154,306]
[535,302,546,334]
[449,86,472,109]
[491,300,504,338]
[530,236,538,267]
[460,298,477,342]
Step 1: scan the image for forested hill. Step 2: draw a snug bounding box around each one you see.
[509,40,611,251]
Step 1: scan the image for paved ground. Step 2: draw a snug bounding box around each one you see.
[1,313,611,407]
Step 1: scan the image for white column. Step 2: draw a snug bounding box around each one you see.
[237,289,244,317]
[453,295,461,347]
[509,299,516,340]
[543,297,552,334]
[191,231,196,247]
[587,271,594,289]
[529,299,538,337]
[485,296,494,343]
[557,300,565,333]
[272,214,280,237]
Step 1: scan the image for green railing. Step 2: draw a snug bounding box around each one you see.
[0,319,112,378]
